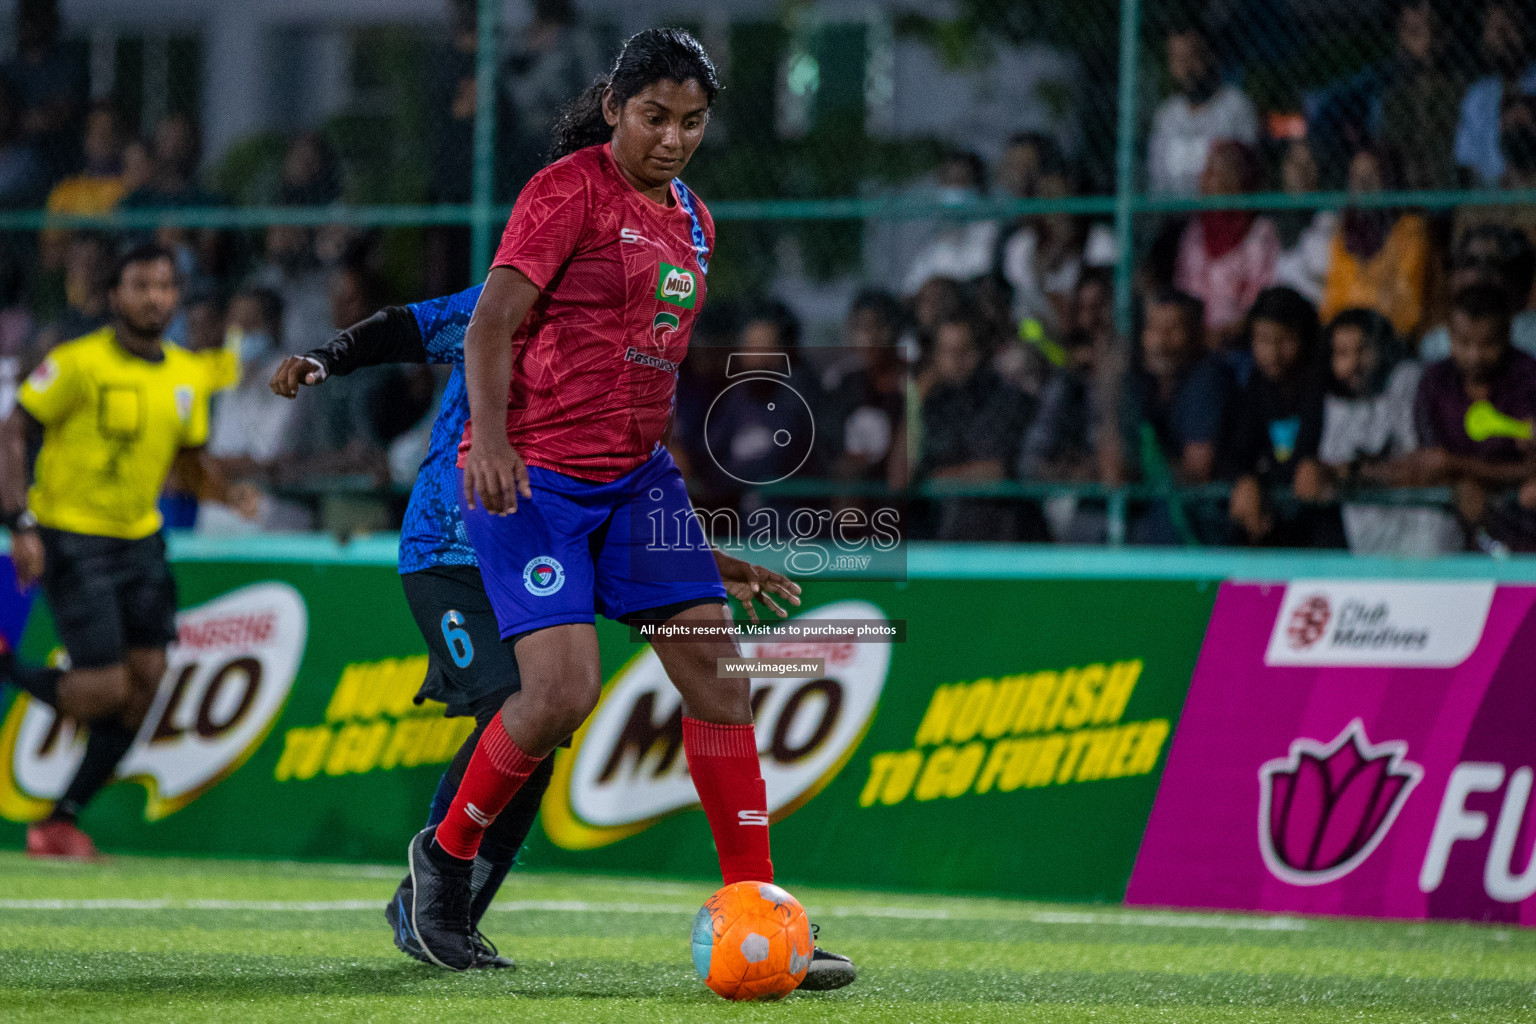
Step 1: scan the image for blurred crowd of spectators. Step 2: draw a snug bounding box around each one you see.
[7,0,1536,551]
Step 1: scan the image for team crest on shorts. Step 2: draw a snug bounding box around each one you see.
[523,557,566,596]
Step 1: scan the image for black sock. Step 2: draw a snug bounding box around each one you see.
[6,659,63,709]
[50,718,136,823]
[426,837,475,873]
[469,756,554,927]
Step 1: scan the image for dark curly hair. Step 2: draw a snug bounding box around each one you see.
[549,28,720,163]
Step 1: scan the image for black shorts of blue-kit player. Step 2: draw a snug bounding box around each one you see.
[401,565,523,718]
[36,527,178,824]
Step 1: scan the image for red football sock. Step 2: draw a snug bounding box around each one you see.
[683,717,773,884]
[434,716,543,861]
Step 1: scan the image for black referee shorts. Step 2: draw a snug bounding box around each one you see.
[401,565,523,718]
[38,527,179,669]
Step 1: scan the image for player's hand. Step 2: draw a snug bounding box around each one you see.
[268,356,328,398]
[464,438,532,515]
[11,529,43,590]
[714,551,801,624]
[226,483,264,521]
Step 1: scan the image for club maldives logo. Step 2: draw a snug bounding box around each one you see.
[0,583,308,822]
[1258,719,1423,886]
[541,600,891,850]
[1265,582,1494,668]
[522,557,566,596]
[656,263,697,309]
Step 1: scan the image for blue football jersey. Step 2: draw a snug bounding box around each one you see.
[397,284,482,574]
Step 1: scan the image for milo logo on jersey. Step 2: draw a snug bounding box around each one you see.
[656,263,697,309]
[0,583,308,822]
[541,600,892,850]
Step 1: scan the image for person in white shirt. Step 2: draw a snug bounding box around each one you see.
[902,151,1000,296]
[1146,24,1259,197]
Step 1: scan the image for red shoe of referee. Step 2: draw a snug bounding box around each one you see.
[26,819,101,860]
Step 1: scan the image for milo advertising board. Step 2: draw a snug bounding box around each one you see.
[0,546,1215,902]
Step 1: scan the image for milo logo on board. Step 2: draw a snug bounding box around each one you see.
[656,262,697,309]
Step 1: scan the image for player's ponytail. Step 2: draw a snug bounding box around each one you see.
[549,27,720,163]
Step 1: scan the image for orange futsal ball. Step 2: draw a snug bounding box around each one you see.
[691,880,813,1001]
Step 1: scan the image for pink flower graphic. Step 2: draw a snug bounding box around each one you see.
[1258,719,1423,886]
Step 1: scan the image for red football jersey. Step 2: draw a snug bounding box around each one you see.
[460,143,713,482]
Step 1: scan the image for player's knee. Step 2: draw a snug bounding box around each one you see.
[539,678,600,737]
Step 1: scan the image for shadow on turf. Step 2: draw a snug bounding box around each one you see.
[6,953,1536,1013]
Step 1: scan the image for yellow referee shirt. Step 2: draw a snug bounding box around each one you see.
[18,327,217,540]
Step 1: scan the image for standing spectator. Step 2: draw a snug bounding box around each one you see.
[1420,225,1536,361]
[1414,285,1536,550]
[1113,289,1234,545]
[1379,0,1464,190]
[120,114,219,209]
[918,314,1037,541]
[1320,146,1429,341]
[1223,287,1339,547]
[996,132,1053,202]
[997,139,1115,339]
[1146,23,1259,197]
[1273,138,1338,306]
[1173,139,1279,346]
[32,230,109,353]
[0,0,86,183]
[1453,94,1536,266]
[902,152,999,296]
[1455,0,1536,186]
[0,76,48,208]
[1296,309,1462,555]
[502,0,602,188]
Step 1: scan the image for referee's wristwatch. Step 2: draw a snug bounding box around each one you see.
[4,508,37,533]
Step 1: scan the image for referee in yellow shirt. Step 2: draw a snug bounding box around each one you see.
[0,242,255,858]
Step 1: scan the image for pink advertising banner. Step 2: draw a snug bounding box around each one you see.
[1128,580,1536,925]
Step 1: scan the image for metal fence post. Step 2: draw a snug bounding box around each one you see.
[1112,0,1141,342]
[470,0,501,279]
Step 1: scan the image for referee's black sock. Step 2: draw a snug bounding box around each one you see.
[0,654,63,709]
[49,718,136,824]
[469,756,555,928]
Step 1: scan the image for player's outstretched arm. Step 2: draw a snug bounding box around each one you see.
[269,306,427,398]
[712,549,802,624]
[462,266,541,514]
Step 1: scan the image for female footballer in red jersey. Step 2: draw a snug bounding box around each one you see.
[405,29,824,976]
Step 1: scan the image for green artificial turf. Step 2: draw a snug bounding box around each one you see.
[0,852,1532,1023]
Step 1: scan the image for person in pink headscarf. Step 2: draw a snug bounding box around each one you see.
[1174,139,1280,349]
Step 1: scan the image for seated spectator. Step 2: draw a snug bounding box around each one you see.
[901,152,999,296]
[1319,146,1429,341]
[1273,138,1338,306]
[1174,140,1279,346]
[1295,309,1462,555]
[1146,22,1259,197]
[1414,285,1536,551]
[247,224,333,356]
[703,300,825,489]
[41,101,127,268]
[1222,287,1341,547]
[278,132,341,206]
[824,290,907,488]
[121,113,220,209]
[1420,225,1536,361]
[908,275,965,383]
[1379,0,1464,190]
[997,137,1116,339]
[996,132,1053,202]
[1455,0,1536,186]
[1112,289,1234,545]
[918,314,1038,541]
